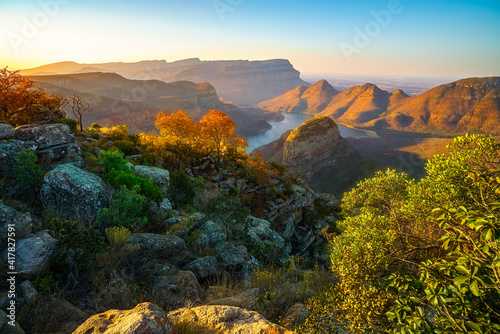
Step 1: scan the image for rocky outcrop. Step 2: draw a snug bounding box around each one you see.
[133,165,170,195]
[152,270,203,307]
[73,302,175,334]
[0,201,32,250]
[1,231,56,279]
[182,256,218,280]
[0,124,14,140]
[129,233,188,260]
[168,305,293,334]
[41,164,112,224]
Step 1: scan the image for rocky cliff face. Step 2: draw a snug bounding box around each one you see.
[30,73,270,136]
[257,117,376,196]
[22,59,309,105]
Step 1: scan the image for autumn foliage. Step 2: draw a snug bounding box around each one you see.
[0,67,65,126]
[141,109,248,167]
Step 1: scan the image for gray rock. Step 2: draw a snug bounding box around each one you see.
[215,242,260,282]
[152,270,203,307]
[0,309,25,334]
[36,143,80,162]
[0,201,32,251]
[151,197,173,217]
[1,231,56,279]
[133,165,170,194]
[208,288,259,309]
[129,233,187,259]
[0,140,36,173]
[125,154,143,163]
[0,124,15,140]
[40,164,112,224]
[183,256,218,280]
[14,124,74,149]
[247,216,285,248]
[20,281,37,305]
[197,221,227,248]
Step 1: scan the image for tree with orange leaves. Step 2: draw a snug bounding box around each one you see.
[199,109,247,157]
[154,110,199,168]
[0,67,65,126]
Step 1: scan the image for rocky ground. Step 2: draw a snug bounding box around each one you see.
[0,122,339,333]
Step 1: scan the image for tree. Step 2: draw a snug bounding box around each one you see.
[0,67,65,126]
[199,109,247,157]
[155,110,198,149]
[65,94,96,132]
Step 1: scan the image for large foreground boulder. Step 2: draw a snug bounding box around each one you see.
[14,123,74,149]
[168,305,293,334]
[40,164,112,224]
[0,231,56,279]
[73,302,175,334]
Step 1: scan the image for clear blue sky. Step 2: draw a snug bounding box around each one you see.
[1,0,499,77]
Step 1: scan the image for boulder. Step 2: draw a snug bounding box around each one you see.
[0,124,14,140]
[281,303,308,327]
[208,288,259,309]
[0,140,36,173]
[0,310,25,334]
[215,242,260,282]
[0,231,56,279]
[73,302,175,334]
[0,201,32,250]
[182,256,218,280]
[43,298,89,334]
[168,305,293,334]
[40,164,112,224]
[129,233,189,264]
[151,198,173,217]
[152,270,203,307]
[35,142,80,162]
[20,280,38,305]
[133,165,170,195]
[246,216,287,263]
[14,124,74,149]
[196,221,227,248]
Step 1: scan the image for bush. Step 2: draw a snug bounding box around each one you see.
[88,122,102,130]
[169,169,196,208]
[97,186,149,230]
[105,226,131,248]
[14,149,45,194]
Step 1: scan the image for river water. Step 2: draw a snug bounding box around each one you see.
[245,113,375,152]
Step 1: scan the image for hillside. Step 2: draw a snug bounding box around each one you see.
[257,80,338,113]
[28,72,270,136]
[259,77,500,135]
[21,59,309,105]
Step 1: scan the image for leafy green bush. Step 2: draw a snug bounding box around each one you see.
[14,149,45,193]
[97,186,149,230]
[89,122,102,130]
[97,150,162,202]
[169,169,196,208]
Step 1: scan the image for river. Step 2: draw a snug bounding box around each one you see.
[245,113,376,153]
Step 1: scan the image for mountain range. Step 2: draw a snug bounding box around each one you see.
[21,59,308,105]
[28,72,271,135]
[258,77,500,135]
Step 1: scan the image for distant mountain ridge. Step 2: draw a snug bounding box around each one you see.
[21,58,309,105]
[29,72,270,135]
[258,77,500,135]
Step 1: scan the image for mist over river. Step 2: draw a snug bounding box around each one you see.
[245,113,375,153]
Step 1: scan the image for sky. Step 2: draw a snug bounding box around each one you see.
[0,0,499,78]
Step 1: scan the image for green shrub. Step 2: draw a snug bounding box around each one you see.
[14,149,45,193]
[169,169,196,208]
[96,186,149,230]
[97,150,162,202]
[89,122,102,130]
